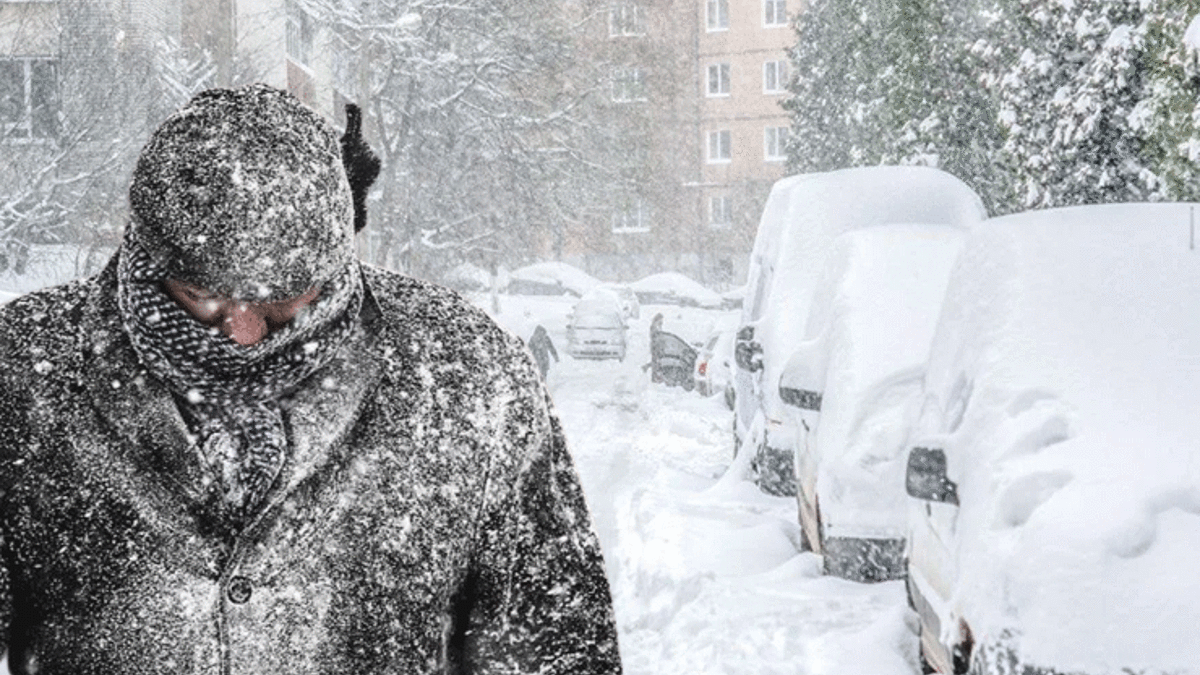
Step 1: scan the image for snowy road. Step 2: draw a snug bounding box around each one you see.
[483,295,921,675]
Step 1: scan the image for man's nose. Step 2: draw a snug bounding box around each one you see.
[222,303,269,346]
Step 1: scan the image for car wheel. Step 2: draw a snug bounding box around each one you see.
[752,443,796,496]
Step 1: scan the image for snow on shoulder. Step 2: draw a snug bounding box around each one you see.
[915,203,1200,672]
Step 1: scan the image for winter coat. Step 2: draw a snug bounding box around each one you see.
[0,257,622,675]
[526,326,558,379]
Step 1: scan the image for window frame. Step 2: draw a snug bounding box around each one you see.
[706,0,729,32]
[709,195,733,228]
[611,66,646,103]
[707,129,732,164]
[286,0,315,70]
[763,0,787,26]
[0,56,58,142]
[764,126,789,162]
[608,2,645,37]
[612,199,651,234]
[706,62,731,97]
[763,60,787,94]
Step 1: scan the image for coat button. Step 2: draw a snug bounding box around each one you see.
[226,576,253,604]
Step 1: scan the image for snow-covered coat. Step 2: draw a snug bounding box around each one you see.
[0,258,622,675]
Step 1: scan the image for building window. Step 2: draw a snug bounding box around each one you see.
[706,63,730,97]
[0,57,58,141]
[765,126,789,161]
[286,0,314,68]
[764,60,787,93]
[764,0,787,26]
[710,195,733,228]
[707,129,731,163]
[611,67,645,102]
[612,200,650,234]
[706,0,728,31]
[609,3,644,37]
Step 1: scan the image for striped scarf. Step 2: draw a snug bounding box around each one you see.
[117,240,363,523]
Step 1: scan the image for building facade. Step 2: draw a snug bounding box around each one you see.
[561,0,797,289]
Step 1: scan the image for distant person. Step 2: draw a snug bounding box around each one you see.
[527,324,559,378]
[648,312,665,383]
[0,84,621,673]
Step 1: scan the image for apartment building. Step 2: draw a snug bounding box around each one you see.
[695,0,794,286]
[564,0,797,288]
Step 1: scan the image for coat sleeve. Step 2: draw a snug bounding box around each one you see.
[456,393,622,675]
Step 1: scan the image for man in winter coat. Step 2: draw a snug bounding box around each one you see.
[0,84,622,674]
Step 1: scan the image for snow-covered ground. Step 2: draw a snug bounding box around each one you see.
[480,292,920,675]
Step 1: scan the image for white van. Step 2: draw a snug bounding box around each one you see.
[779,224,963,581]
[733,166,986,495]
[905,204,1200,674]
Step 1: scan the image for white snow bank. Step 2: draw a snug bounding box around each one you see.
[919,203,1200,672]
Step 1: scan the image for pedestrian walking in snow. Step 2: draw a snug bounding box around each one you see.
[0,84,621,674]
[527,324,559,379]
[647,312,665,382]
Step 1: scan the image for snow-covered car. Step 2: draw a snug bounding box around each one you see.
[779,224,963,581]
[734,166,986,495]
[630,272,723,308]
[507,261,601,297]
[904,203,1200,675]
[694,329,735,409]
[566,293,627,360]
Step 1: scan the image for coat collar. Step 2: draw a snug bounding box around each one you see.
[81,254,387,532]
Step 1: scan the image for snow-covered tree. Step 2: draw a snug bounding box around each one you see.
[784,0,1008,211]
[308,0,626,282]
[1,0,211,276]
[993,0,1153,208]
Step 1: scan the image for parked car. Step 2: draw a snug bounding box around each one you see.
[733,166,986,495]
[904,203,1200,674]
[649,330,697,389]
[694,328,735,409]
[778,224,963,581]
[566,293,627,360]
[507,261,601,297]
[630,272,723,308]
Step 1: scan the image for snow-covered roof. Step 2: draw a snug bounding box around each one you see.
[629,272,722,308]
[918,202,1200,670]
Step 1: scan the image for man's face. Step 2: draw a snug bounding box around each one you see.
[162,279,320,347]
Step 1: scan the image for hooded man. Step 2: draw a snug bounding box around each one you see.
[0,84,622,674]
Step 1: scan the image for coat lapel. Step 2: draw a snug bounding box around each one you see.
[81,261,212,507]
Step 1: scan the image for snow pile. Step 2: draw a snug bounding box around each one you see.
[782,224,963,540]
[917,203,1200,672]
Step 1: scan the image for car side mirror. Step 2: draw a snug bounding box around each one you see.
[906,447,959,505]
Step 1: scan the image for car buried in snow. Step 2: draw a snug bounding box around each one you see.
[904,203,1200,675]
[779,224,963,582]
[565,291,628,361]
[733,166,986,496]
